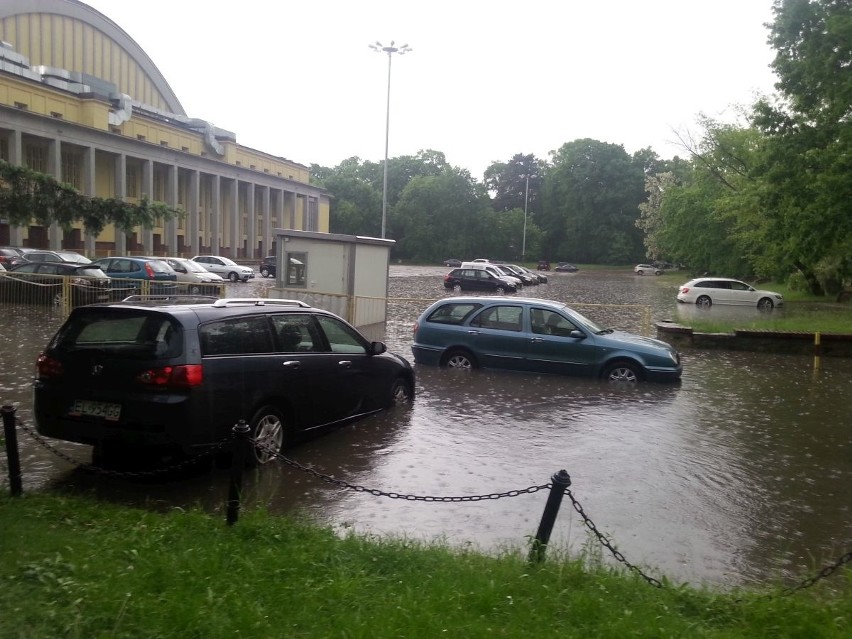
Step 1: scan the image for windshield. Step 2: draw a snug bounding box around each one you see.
[178,259,208,273]
[218,257,237,266]
[561,305,605,334]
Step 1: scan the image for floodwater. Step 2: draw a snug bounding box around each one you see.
[2,266,851,589]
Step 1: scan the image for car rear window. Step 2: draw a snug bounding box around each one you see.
[426,303,482,325]
[52,311,183,359]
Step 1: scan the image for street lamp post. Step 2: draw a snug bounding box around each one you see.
[369,41,411,239]
[522,174,530,262]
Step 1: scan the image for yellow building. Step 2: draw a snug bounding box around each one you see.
[0,0,329,258]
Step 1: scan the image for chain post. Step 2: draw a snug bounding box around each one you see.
[2,405,23,496]
[226,420,251,526]
[529,469,571,563]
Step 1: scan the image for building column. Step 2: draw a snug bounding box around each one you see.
[83,146,96,256]
[246,183,256,258]
[47,138,62,249]
[230,179,240,259]
[114,154,127,254]
[290,191,298,229]
[262,186,271,257]
[165,164,178,253]
[277,188,286,232]
[142,159,154,254]
[188,169,200,256]
[8,130,24,246]
[211,175,221,254]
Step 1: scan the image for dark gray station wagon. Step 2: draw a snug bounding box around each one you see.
[34,297,415,466]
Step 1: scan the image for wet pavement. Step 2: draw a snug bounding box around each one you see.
[2,266,851,588]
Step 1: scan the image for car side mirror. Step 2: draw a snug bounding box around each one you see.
[370,341,387,355]
[568,330,585,339]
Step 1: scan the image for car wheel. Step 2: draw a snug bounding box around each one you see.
[496,286,506,294]
[453,284,462,294]
[389,377,414,407]
[442,348,477,370]
[248,406,288,467]
[654,270,663,276]
[603,361,642,383]
[228,272,239,283]
[189,285,202,295]
[636,270,644,275]
[52,292,63,307]
[757,297,774,311]
[696,295,712,308]
[260,267,270,278]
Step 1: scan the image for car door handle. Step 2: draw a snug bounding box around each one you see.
[338,360,352,368]
[467,330,480,335]
[530,337,545,342]
[282,360,301,368]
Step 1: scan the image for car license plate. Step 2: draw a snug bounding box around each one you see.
[69,400,121,421]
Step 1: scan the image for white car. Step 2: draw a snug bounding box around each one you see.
[191,255,255,283]
[634,264,662,275]
[677,277,784,310]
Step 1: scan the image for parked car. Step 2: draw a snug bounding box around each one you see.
[677,277,784,310]
[0,261,111,306]
[494,264,537,286]
[554,263,578,273]
[259,255,277,278]
[412,296,682,383]
[443,258,462,268]
[33,297,415,467]
[192,255,255,282]
[515,264,547,284]
[0,246,36,267]
[537,260,551,271]
[443,268,518,294]
[91,256,178,296]
[150,256,224,295]
[460,261,523,288]
[634,264,662,276]
[21,249,91,265]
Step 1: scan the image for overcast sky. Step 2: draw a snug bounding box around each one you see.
[82,0,780,180]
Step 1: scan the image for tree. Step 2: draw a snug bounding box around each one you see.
[749,0,852,294]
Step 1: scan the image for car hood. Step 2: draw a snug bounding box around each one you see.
[601,330,676,353]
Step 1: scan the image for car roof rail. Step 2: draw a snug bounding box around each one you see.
[120,294,220,304]
[211,298,311,308]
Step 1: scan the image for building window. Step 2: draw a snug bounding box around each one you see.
[285,252,307,287]
[306,198,319,231]
[24,145,47,173]
[126,164,139,198]
[61,151,82,189]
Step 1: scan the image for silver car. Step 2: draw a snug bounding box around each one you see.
[191,255,255,283]
[157,257,225,294]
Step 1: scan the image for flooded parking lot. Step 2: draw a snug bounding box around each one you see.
[3,266,851,588]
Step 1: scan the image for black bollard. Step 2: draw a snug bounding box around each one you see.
[529,469,571,563]
[226,420,252,526]
[2,405,23,496]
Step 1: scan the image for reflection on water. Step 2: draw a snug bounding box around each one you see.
[3,270,851,588]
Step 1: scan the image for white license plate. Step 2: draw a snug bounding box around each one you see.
[69,400,121,421]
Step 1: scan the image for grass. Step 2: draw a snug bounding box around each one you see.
[0,493,850,638]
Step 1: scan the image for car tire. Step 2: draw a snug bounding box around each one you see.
[247,405,289,467]
[189,285,202,295]
[757,297,774,310]
[603,361,642,383]
[496,286,506,294]
[227,271,239,283]
[636,270,644,275]
[388,377,414,407]
[441,348,477,370]
[654,270,663,276]
[696,295,712,308]
[260,267,271,278]
[453,284,462,294]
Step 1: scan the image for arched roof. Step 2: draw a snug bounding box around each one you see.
[0,0,185,115]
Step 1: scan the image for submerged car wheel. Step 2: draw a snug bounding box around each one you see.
[189,285,202,295]
[389,377,414,407]
[603,361,641,383]
[757,297,774,310]
[260,267,271,278]
[228,271,239,283]
[453,284,462,293]
[696,295,712,308]
[248,406,288,466]
[442,348,477,370]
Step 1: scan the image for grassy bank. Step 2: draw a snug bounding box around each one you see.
[1,494,849,638]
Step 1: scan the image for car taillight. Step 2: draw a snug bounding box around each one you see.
[144,263,156,278]
[413,321,419,338]
[135,365,203,388]
[681,287,690,293]
[36,352,63,378]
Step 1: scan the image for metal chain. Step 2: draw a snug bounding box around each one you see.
[257,440,550,502]
[16,418,230,480]
[564,487,665,588]
[779,550,852,596]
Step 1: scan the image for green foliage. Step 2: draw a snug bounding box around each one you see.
[0,161,183,235]
[0,494,850,638]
